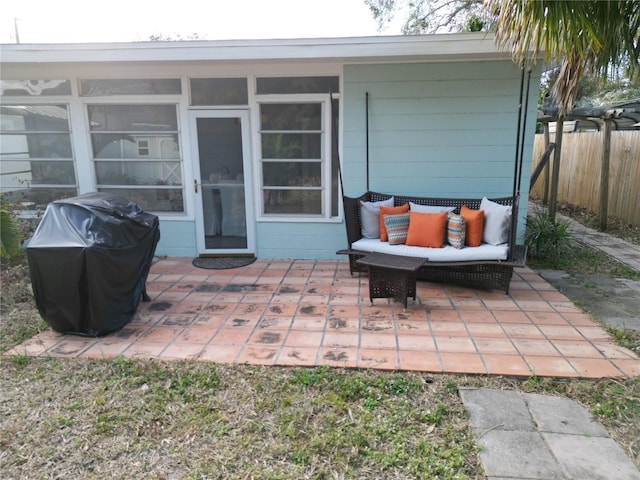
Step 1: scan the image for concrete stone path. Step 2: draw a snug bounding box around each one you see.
[460,388,640,480]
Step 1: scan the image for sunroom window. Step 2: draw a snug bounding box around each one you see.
[88,104,184,213]
[256,75,340,219]
[0,104,77,210]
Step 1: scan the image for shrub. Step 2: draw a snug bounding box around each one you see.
[525,210,574,265]
[0,201,22,259]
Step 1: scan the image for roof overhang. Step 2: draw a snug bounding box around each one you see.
[0,33,512,66]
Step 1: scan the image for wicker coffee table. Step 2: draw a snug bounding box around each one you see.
[356,252,427,311]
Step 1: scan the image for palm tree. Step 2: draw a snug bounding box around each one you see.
[488,0,639,218]
[489,0,639,115]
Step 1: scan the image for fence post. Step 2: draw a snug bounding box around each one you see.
[549,118,564,219]
[543,123,550,205]
[600,119,612,231]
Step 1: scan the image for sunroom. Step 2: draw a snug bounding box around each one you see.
[0,33,540,259]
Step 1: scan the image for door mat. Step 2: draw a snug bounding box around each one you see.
[192,256,256,270]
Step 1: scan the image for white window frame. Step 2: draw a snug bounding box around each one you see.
[255,93,334,221]
[0,99,79,213]
[82,98,187,216]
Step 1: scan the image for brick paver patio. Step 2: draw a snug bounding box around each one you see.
[7,257,639,378]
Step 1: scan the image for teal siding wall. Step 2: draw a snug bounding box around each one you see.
[256,222,346,259]
[343,61,540,242]
[155,220,197,257]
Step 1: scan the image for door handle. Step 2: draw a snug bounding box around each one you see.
[194,179,198,193]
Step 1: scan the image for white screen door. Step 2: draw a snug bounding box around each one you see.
[190,110,254,255]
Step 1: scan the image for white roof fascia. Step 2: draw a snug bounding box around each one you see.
[0,33,510,65]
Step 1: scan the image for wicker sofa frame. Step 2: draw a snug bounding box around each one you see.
[341,191,527,295]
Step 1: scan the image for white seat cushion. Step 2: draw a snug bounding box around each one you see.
[351,238,509,262]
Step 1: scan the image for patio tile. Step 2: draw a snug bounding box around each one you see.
[551,340,606,358]
[359,348,399,370]
[567,358,626,378]
[140,326,182,343]
[327,317,360,332]
[525,356,580,378]
[512,338,560,356]
[362,318,394,332]
[258,316,293,330]
[563,312,601,326]
[236,346,279,365]
[430,321,468,336]
[160,343,206,360]
[199,344,242,363]
[285,330,325,348]
[48,339,96,357]
[613,359,640,377]
[125,342,166,358]
[193,314,228,328]
[483,354,532,377]
[492,310,532,324]
[174,326,219,344]
[82,339,131,357]
[396,319,431,333]
[458,309,496,323]
[538,325,588,340]
[501,324,544,338]
[398,350,442,372]
[397,334,436,351]
[574,326,613,341]
[474,338,519,355]
[266,304,298,316]
[319,347,355,367]
[290,316,327,330]
[211,328,253,345]
[526,311,569,325]
[7,259,637,381]
[322,331,359,348]
[435,336,477,353]
[428,309,460,322]
[360,333,397,349]
[6,336,57,357]
[465,323,507,337]
[277,346,319,366]
[440,352,487,374]
[247,330,286,346]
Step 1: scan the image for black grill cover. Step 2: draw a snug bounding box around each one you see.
[26,192,160,336]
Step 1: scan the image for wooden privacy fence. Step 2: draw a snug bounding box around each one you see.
[530,131,640,227]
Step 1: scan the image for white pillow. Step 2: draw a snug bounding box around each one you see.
[360,197,394,238]
[480,197,512,245]
[409,202,455,214]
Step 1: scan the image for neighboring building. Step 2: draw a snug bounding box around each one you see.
[0,34,540,258]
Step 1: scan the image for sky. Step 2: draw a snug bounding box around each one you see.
[0,0,395,44]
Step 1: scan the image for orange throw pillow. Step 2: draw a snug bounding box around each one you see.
[460,205,484,247]
[379,204,409,241]
[406,211,448,248]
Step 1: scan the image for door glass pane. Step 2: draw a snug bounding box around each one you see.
[190,78,248,105]
[196,117,246,249]
[263,162,321,187]
[263,189,321,215]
